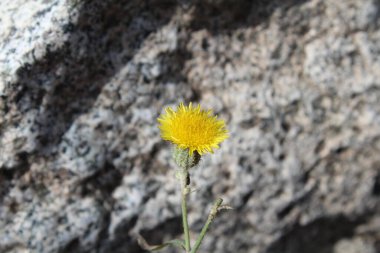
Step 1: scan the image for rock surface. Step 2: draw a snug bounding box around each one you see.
[1,0,380,252]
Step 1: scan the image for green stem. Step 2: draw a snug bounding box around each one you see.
[190,198,223,253]
[181,170,191,253]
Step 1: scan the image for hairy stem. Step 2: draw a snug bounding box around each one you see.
[181,169,191,252]
[190,198,223,253]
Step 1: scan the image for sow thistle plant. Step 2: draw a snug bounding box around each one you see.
[138,102,231,253]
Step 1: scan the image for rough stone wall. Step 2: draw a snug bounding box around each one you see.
[1,0,380,252]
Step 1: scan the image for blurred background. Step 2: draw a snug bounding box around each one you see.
[1,0,380,252]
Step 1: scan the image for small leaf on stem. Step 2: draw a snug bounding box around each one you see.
[136,234,186,251]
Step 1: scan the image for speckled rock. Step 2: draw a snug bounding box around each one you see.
[1,0,380,252]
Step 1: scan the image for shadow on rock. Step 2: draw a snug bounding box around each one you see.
[266,214,371,253]
[12,0,177,156]
[189,0,309,34]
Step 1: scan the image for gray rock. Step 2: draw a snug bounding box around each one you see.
[1,0,380,252]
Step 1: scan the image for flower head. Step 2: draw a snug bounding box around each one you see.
[157,102,228,155]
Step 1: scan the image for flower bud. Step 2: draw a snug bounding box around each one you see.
[172,145,201,169]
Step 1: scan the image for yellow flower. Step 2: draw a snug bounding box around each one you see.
[158,102,228,155]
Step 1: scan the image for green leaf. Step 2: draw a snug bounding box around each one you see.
[137,234,185,251]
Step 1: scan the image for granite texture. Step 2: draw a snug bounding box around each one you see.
[1,0,380,252]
